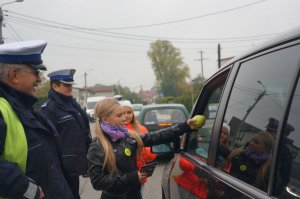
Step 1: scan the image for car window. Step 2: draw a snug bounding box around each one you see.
[274,76,300,198]
[187,71,228,161]
[144,108,187,124]
[217,44,300,193]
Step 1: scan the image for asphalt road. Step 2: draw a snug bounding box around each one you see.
[79,159,169,199]
[79,122,170,199]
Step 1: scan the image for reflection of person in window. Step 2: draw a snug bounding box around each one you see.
[226,132,274,191]
[218,123,231,167]
[174,156,208,199]
[266,117,295,196]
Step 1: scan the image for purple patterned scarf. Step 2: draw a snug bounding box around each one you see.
[100,122,129,142]
[243,146,270,165]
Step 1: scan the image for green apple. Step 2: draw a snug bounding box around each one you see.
[192,115,206,128]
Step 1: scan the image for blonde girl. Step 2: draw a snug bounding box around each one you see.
[87,99,195,199]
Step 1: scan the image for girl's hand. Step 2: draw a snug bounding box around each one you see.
[138,171,148,180]
[37,186,45,199]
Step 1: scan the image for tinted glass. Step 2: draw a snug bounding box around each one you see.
[187,72,227,161]
[217,45,300,193]
[275,76,300,198]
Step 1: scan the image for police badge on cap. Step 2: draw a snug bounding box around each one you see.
[0,40,47,71]
[48,69,76,85]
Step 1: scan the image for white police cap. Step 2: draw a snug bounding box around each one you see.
[0,40,47,70]
[48,69,76,85]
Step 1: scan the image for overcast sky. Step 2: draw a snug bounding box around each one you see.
[2,0,300,91]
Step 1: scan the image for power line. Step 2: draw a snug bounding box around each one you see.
[6,13,276,41]
[7,0,267,31]
[6,15,276,43]
[4,19,22,41]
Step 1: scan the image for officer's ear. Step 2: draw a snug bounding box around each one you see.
[51,81,61,91]
[7,67,20,84]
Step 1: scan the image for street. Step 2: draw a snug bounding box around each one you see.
[79,159,169,199]
[79,122,170,199]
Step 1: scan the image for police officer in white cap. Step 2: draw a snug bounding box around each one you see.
[40,69,91,199]
[0,40,74,199]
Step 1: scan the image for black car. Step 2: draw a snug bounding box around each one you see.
[157,26,300,199]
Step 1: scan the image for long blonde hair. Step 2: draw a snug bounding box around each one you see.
[94,98,143,175]
[227,131,274,190]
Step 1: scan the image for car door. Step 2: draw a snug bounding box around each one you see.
[165,69,231,199]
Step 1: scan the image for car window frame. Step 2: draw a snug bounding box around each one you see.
[182,66,232,158]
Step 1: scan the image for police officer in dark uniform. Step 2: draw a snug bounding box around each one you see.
[0,40,74,199]
[40,69,91,199]
[266,117,295,196]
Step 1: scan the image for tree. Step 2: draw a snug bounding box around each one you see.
[34,73,50,110]
[148,40,190,97]
[191,74,205,101]
[113,84,142,103]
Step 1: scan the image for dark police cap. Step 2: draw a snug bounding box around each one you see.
[48,69,76,85]
[0,40,47,70]
[266,117,295,135]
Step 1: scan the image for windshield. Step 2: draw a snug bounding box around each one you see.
[87,101,97,109]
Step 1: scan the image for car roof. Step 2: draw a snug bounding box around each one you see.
[205,26,300,84]
[142,103,187,109]
[223,26,300,68]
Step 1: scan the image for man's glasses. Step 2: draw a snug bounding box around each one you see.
[31,68,40,76]
[21,65,40,77]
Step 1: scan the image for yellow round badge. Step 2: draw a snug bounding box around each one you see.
[240,165,247,171]
[125,148,131,156]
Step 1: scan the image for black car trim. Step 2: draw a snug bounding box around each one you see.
[268,47,300,196]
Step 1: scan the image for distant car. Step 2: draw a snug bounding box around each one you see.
[86,96,106,121]
[132,103,143,117]
[138,104,189,155]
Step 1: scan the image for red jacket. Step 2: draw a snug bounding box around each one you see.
[126,123,157,184]
[174,157,208,199]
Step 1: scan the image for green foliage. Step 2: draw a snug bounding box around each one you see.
[33,79,50,110]
[156,95,193,113]
[148,40,190,97]
[34,96,48,110]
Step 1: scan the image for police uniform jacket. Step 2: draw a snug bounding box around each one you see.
[0,81,74,199]
[87,123,192,199]
[40,89,91,176]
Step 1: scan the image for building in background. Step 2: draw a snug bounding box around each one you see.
[72,85,115,109]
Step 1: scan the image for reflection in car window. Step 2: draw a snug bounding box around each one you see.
[217,44,300,193]
[274,76,300,198]
[187,72,228,161]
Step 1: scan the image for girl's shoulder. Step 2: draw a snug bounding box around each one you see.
[138,124,148,134]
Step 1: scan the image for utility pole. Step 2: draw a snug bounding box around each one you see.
[231,81,267,148]
[0,6,3,44]
[218,44,221,69]
[200,51,204,80]
[84,72,88,102]
[0,0,24,44]
[194,50,208,83]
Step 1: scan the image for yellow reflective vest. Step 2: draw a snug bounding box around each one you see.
[0,97,27,173]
